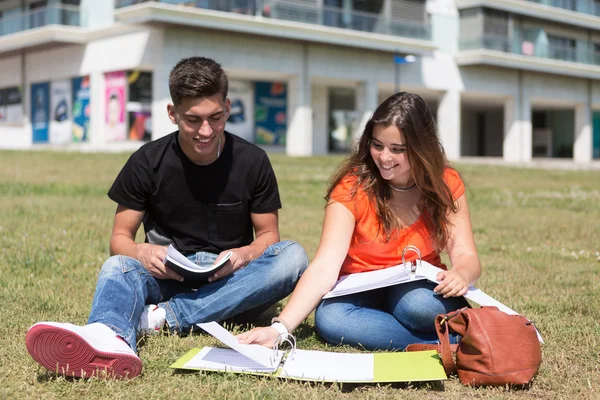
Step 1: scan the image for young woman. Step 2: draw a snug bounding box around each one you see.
[239,92,481,350]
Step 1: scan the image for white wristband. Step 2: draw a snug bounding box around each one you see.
[271,322,289,340]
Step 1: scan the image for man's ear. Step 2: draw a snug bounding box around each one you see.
[224,98,231,119]
[167,103,177,125]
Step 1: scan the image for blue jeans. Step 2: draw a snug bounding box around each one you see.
[88,240,308,352]
[315,280,468,351]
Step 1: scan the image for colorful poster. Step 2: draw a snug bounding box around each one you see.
[126,70,152,141]
[49,80,72,144]
[227,80,255,142]
[254,81,287,145]
[128,109,152,141]
[105,71,126,141]
[127,70,152,104]
[4,86,23,123]
[31,82,50,143]
[72,76,90,142]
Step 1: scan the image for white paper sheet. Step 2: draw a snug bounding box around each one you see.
[281,350,374,381]
[183,347,277,372]
[323,264,413,299]
[197,322,283,370]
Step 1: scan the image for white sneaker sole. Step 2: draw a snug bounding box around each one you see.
[26,323,142,379]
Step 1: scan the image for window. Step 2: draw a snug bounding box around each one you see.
[547,35,576,62]
[29,0,47,29]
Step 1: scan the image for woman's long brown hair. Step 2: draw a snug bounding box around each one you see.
[325,92,458,251]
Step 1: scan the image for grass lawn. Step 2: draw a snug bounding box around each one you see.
[0,150,599,399]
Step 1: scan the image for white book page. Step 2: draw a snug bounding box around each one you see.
[166,245,232,272]
[323,264,411,299]
[183,347,276,372]
[281,350,374,382]
[197,322,283,370]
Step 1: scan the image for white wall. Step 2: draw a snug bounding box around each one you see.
[0,56,21,88]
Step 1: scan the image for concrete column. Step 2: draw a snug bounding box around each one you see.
[437,90,461,160]
[311,84,328,155]
[520,96,532,162]
[503,95,532,162]
[574,103,592,162]
[152,62,174,140]
[80,0,115,28]
[503,97,518,162]
[89,71,106,147]
[286,47,312,156]
[354,79,378,143]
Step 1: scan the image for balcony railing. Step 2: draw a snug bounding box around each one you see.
[460,34,600,67]
[0,5,81,36]
[115,0,432,41]
[526,0,600,17]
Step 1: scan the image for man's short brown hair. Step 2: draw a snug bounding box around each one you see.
[169,57,228,106]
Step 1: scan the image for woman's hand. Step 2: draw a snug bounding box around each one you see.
[236,326,280,349]
[434,269,469,298]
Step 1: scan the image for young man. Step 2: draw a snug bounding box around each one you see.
[25,57,308,379]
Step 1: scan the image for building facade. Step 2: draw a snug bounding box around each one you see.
[0,0,599,162]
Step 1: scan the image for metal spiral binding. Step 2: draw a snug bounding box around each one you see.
[271,333,297,365]
[401,245,422,278]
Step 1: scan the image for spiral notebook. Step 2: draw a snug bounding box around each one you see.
[170,322,447,383]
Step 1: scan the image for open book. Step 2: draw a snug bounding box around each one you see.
[170,322,447,383]
[163,245,232,287]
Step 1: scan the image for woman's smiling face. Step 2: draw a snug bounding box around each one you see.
[369,123,413,187]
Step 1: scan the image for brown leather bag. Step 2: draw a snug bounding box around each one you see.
[433,306,542,386]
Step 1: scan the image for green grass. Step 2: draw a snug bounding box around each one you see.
[1,150,599,399]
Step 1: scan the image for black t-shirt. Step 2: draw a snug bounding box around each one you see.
[108,131,281,254]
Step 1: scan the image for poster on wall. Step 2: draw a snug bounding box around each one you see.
[49,80,72,144]
[128,70,152,103]
[105,71,127,141]
[31,82,50,143]
[127,70,152,141]
[227,80,255,142]
[4,86,23,123]
[72,76,90,142]
[128,109,152,141]
[254,81,287,145]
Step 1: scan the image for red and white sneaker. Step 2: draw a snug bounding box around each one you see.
[138,305,166,334]
[25,322,142,379]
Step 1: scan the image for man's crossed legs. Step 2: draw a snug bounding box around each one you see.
[26,241,307,378]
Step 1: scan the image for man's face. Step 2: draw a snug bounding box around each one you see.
[168,95,230,165]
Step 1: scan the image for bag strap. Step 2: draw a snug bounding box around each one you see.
[405,343,458,353]
[435,307,467,375]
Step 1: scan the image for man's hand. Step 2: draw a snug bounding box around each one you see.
[136,243,183,281]
[434,269,469,298]
[208,248,249,282]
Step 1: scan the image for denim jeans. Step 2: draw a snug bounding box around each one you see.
[315,280,468,351]
[88,240,308,352]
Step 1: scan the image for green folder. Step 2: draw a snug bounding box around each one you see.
[170,347,447,383]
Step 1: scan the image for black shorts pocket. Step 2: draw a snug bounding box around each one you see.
[208,202,250,242]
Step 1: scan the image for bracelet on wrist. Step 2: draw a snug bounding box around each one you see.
[271,322,289,340]
[271,316,292,335]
